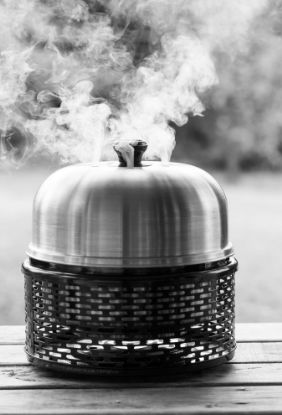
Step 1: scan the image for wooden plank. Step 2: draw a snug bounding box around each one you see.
[0,326,24,344]
[95,341,282,364]
[2,323,282,345]
[234,342,282,363]
[2,342,282,366]
[236,323,282,342]
[1,362,282,389]
[0,346,27,365]
[0,386,282,414]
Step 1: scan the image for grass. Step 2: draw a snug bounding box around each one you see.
[1,166,282,324]
[214,171,282,323]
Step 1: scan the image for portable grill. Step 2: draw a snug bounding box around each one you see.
[23,141,237,376]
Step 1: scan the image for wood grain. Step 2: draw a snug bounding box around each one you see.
[234,342,282,363]
[0,345,27,365]
[236,323,282,342]
[1,362,282,389]
[0,386,281,414]
[0,326,24,344]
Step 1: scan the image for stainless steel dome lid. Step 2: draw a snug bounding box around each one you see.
[27,149,233,268]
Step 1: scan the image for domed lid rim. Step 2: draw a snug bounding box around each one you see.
[27,243,233,269]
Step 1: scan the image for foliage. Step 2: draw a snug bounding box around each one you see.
[180,3,282,171]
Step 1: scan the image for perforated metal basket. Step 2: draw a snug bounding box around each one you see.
[23,257,237,375]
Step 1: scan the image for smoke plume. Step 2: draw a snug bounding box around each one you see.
[0,0,267,165]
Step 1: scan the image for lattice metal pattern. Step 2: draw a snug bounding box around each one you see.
[24,259,236,375]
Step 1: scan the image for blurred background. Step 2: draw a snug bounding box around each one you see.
[1,1,282,324]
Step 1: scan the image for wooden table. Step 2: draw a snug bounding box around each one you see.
[1,323,282,414]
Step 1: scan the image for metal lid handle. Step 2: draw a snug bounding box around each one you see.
[113,140,148,167]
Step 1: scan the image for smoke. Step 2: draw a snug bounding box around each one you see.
[0,0,268,165]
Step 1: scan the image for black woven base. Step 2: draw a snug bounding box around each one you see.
[23,258,237,376]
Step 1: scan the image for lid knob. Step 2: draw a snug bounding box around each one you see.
[113,140,148,167]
